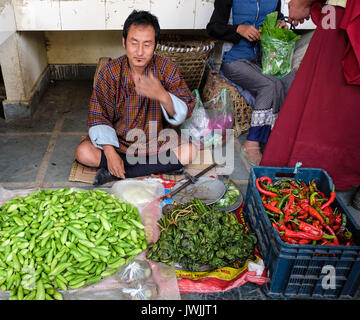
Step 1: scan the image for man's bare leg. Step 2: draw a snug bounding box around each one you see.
[75,140,102,168]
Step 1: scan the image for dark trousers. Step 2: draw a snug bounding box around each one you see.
[99,149,183,178]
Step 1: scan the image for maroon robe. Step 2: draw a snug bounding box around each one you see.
[260,1,360,190]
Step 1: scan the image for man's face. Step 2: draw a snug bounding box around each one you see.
[123,24,156,71]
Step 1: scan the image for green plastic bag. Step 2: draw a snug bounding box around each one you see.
[260,11,301,78]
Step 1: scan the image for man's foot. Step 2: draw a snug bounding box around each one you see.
[93,168,119,186]
[240,141,262,166]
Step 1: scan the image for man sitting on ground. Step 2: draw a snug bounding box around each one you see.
[75,10,197,185]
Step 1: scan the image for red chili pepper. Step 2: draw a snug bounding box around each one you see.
[320,186,336,210]
[334,213,342,225]
[299,198,310,204]
[284,227,323,240]
[272,222,280,231]
[318,191,325,198]
[284,194,295,212]
[297,211,308,220]
[256,177,278,198]
[282,236,299,244]
[298,239,311,244]
[296,220,323,237]
[300,203,324,225]
[269,200,279,207]
[322,206,333,217]
[263,203,282,214]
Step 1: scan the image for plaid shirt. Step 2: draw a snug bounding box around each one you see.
[88,55,195,155]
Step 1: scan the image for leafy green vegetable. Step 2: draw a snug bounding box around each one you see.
[260,11,301,78]
[213,183,240,208]
[147,199,256,272]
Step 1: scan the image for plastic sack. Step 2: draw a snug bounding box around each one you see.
[181,88,234,149]
[64,252,177,300]
[110,178,164,211]
[0,185,37,206]
[260,11,301,78]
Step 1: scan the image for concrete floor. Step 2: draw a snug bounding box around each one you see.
[0,80,359,300]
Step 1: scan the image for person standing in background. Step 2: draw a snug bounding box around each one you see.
[206,0,295,166]
[260,0,360,208]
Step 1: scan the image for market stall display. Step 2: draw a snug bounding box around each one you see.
[244,166,360,300]
[146,199,256,272]
[0,188,147,300]
[256,176,355,246]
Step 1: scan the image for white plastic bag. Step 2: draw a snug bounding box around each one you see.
[181,89,234,149]
[110,178,164,210]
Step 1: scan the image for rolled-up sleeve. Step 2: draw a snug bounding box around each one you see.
[160,93,188,126]
[88,125,120,150]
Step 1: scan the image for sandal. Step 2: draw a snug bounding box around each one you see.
[240,145,262,167]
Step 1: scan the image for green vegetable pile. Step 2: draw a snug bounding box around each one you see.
[260,11,301,78]
[0,188,147,300]
[146,199,256,272]
[213,183,240,208]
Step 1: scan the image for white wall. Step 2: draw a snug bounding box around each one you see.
[45,31,125,65]
[11,0,316,32]
[0,0,16,46]
[0,32,47,101]
[12,0,215,31]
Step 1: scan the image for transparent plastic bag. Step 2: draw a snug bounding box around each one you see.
[110,178,164,211]
[121,281,159,300]
[261,35,298,78]
[0,185,37,206]
[181,88,234,149]
[260,11,301,78]
[0,185,180,300]
[117,259,152,283]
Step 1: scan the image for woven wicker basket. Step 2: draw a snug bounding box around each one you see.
[202,70,253,137]
[155,37,216,91]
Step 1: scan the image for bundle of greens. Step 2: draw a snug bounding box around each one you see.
[146,199,256,272]
[260,11,301,78]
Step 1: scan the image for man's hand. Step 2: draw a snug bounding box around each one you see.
[103,145,125,179]
[236,25,261,42]
[288,0,314,26]
[133,71,175,117]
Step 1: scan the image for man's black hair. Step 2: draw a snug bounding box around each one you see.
[123,10,161,45]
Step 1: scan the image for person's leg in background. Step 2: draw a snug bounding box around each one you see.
[221,59,287,166]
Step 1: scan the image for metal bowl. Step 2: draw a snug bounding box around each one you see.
[172,177,226,205]
[212,184,244,212]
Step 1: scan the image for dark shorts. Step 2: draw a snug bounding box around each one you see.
[99,148,183,178]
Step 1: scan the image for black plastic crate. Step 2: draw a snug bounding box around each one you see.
[243,166,360,299]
